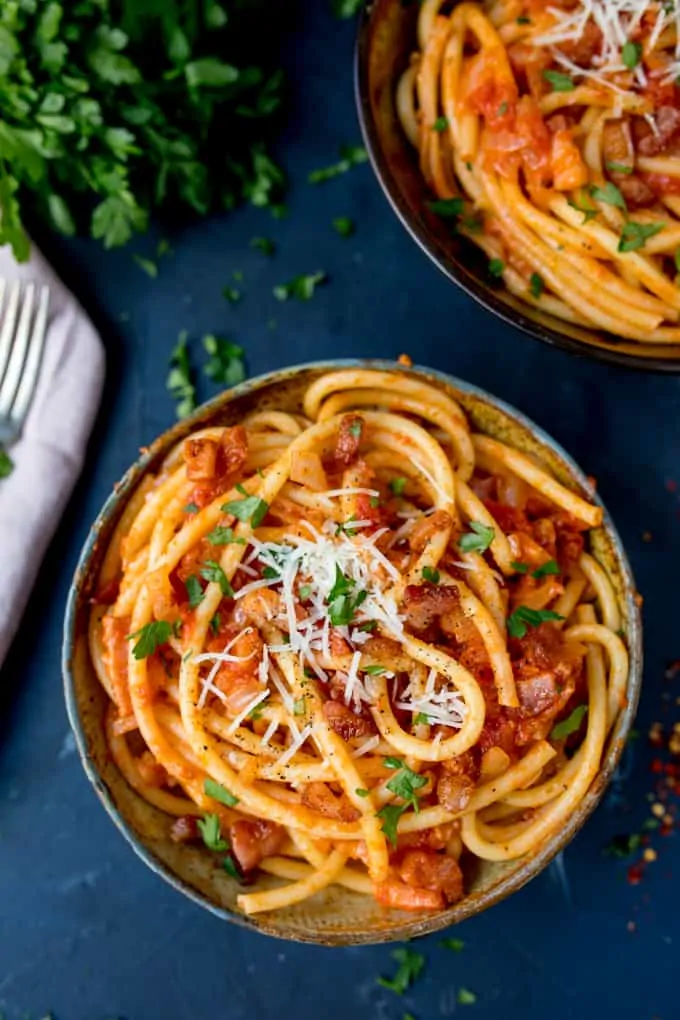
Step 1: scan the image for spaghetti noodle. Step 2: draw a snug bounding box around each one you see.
[397,0,680,343]
[90,368,627,915]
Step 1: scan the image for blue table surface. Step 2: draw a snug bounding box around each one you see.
[1,4,679,1019]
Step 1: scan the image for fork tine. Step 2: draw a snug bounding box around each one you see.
[9,285,49,431]
[0,283,35,418]
[0,282,22,393]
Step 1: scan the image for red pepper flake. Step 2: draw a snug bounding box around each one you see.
[627,864,644,885]
[397,353,413,367]
[666,479,678,493]
[626,920,636,933]
[664,660,680,681]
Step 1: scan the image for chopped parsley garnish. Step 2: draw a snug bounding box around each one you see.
[457,988,477,1006]
[606,161,633,175]
[414,712,431,725]
[517,15,531,23]
[223,855,241,880]
[618,220,665,253]
[377,947,426,995]
[428,197,465,217]
[591,182,626,211]
[262,565,280,579]
[567,194,599,223]
[248,694,268,721]
[543,69,575,92]
[299,584,312,600]
[250,236,276,256]
[376,803,405,847]
[348,419,363,438]
[459,521,495,553]
[133,254,158,278]
[529,272,545,298]
[355,787,370,797]
[222,285,241,304]
[675,248,680,273]
[497,101,508,116]
[331,0,363,14]
[209,614,220,636]
[622,40,642,70]
[185,574,205,609]
[204,778,239,807]
[359,620,377,632]
[128,620,175,659]
[197,813,228,852]
[222,485,269,528]
[200,561,235,598]
[422,566,440,584]
[364,664,386,675]
[433,115,449,132]
[389,476,407,495]
[603,831,642,859]
[183,502,199,514]
[507,605,564,639]
[488,258,505,277]
[332,216,355,237]
[383,756,427,812]
[460,215,483,233]
[202,335,246,386]
[442,937,465,952]
[326,566,367,626]
[532,559,560,578]
[273,271,327,301]
[551,704,588,740]
[369,495,380,508]
[308,144,367,183]
[167,331,196,419]
[207,526,246,546]
[511,560,529,574]
[0,448,14,479]
[293,698,306,716]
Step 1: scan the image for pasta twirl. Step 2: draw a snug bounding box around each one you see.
[398,0,680,343]
[90,369,626,915]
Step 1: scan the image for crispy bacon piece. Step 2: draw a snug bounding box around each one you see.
[301,782,361,822]
[221,425,249,476]
[101,614,133,716]
[398,822,459,852]
[136,751,169,788]
[558,19,602,65]
[91,575,121,605]
[409,510,453,555]
[437,773,475,813]
[551,129,588,190]
[323,701,375,741]
[402,583,460,633]
[229,819,286,873]
[203,626,263,713]
[185,437,218,481]
[637,106,680,156]
[512,624,585,743]
[185,426,249,508]
[334,414,364,467]
[374,876,443,911]
[170,815,200,843]
[398,850,464,905]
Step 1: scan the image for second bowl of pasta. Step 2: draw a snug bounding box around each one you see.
[63,359,641,944]
[357,0,680,370]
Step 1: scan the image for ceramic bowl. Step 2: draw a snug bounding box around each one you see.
[62,360,642,945]
[355,0,680,373]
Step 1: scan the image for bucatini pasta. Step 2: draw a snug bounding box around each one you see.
[397,0,680,343]
[90,368,627,915]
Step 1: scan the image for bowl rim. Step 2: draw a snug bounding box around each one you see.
[62,358,643,945]
[354,2,680,375]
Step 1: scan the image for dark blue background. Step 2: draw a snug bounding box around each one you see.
[1,4,678,1018]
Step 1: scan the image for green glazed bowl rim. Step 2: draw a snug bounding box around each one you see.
[62,359,642,945]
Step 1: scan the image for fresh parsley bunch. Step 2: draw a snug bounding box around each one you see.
[0,0,285,261]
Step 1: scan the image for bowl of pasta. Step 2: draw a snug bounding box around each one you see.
[356,0,680,371]
[63,360,641,944]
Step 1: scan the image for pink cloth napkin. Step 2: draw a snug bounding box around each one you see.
[0,243,105,664]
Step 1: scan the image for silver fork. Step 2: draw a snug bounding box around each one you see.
[0,280,50,447]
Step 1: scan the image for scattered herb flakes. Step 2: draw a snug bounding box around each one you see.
[567,194,599,223]
[428,197,465,217]
[204,777,239,807]
[543,69,575,91]
[156,238,172,257]
[222,285,241,304]
[128,620,174,660]
[389,476,407,495]
[222,485,269,528]
[308,145,367,183]
[385,760,428,810]
[604,831,643,859]
[457,988,477,1006]
[414,712,431,725]
[618,220,665,253]
[250,236,276,255]
[459,521,495,554]
[331,0,364,16]
[209,613,220,635]
[183,502,199,514]
[622,40,642,69]
[223,855,241,880]
[201,560,235,597]
[511,560,529,573]
[197,813,229,852]
[293,697,306,715]
[606,161,633,175]
[591,181,627,212]
[551,704,588,740]
[185,574,205,609]
[167,331,196,419]
[422,565,440,584]
[133,253,158,277]
[202,335,246,386]
[364,664,386,675]
[442,937,465,952]
[332,216,355,237]
[273,271,327,301]
[532,559,560,578]
[377,947,425,995]
[376,802,406,847]
[488,257,505,277]
[529,272,545,298]
[0,448,14,479]
[207,525,246,546]
[433,115,448,132]
[507,605,564,639]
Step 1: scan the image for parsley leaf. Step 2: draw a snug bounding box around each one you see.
[221,285,241,305]
[414,712,431,725]
[428,197,465,217]
[376,802,406,847]
[0,447,14,479]
[543,69,575,92]
[197,813,229,852]
[618,220,665,253]
[377,947,425,994]
[591,182,627,211]
[622,41,642,70]
[332,216,355,237]
[133,254,158,278]
[200,561,234,598]
[511,560,529,573]
[433,115,448,132]
[529,272,544,298]
[442,937,465,952]
[488,258,505,277]
[532,559,560,578]
[250,236,276,256]
[567,194,599,223]
[355,787,370,797]
[507,605,564,639]
[389,476,407,495]
[128,620,174,659]
[308,144,367,183]
[222,486,269,528]
[422,566,440,584]
[551,704,588,740]
[167,331,196,419]
[202,335,246,386]
[331,0,364,18]
[273,271,327,301]
[603,831,642,859]
[386,762,427,810]
[606,161,633,175]
[364,664,386,675]
[223,855,241,880]
[204,777,239,807]
[185,574,205,609]
[183,502,199,514]
[293,697,306,716]
[459,521,495,553]
[457,988,477,1006]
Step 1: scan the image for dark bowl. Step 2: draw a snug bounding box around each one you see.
[355,0,680,373]
[62,359,642,945]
